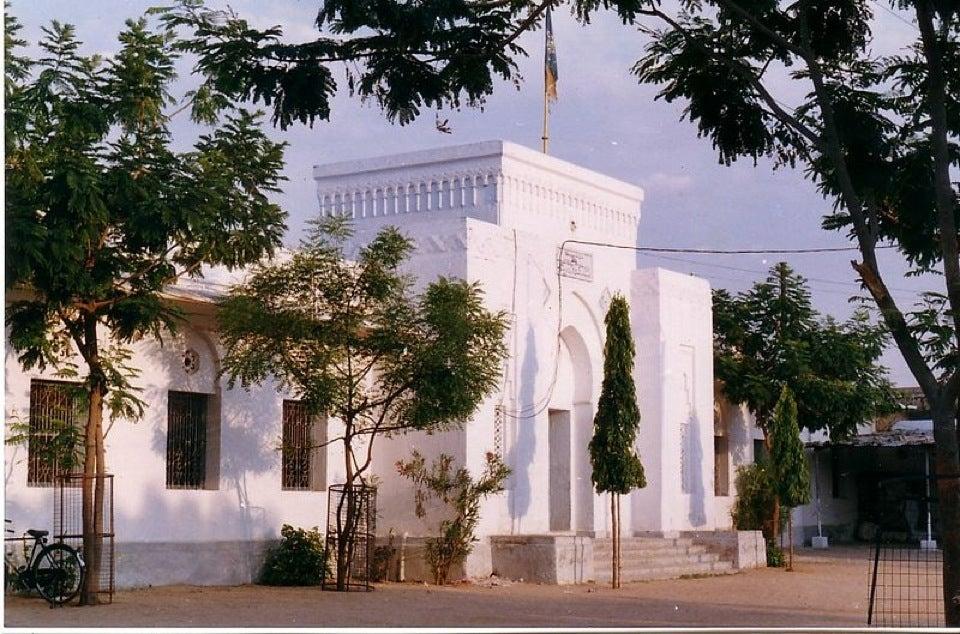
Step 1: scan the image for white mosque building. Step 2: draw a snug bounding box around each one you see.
[4,140,767,588]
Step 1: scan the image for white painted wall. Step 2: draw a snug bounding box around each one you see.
[316,140,724,545]
[5,139,731,586]
[630,268,716,534]
[4,318,341,549]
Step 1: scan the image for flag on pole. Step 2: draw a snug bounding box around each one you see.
[544,9,558,104]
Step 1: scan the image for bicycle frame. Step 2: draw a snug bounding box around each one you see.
[6,534,47,587]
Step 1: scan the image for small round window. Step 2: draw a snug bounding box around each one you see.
[182,348,200,375]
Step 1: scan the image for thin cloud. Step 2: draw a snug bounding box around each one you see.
[646,171,693,192]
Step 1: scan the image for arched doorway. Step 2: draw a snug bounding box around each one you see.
[547,326,594,533]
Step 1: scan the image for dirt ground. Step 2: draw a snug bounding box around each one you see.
[4,548,875,628]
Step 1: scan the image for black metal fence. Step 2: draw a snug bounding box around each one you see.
[323,484,376,592]
[866,474,944,627]
[54,473,115,603]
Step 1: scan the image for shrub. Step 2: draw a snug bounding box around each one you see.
[260,525,328,586]
[766,540,785,568]
[397,451,510,585]
[731,462,779,539]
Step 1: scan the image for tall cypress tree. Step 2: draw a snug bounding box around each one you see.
[770,385,811,571]
[589,294,646,589]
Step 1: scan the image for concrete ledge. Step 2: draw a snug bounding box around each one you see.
[116,540,274,589]
[490,535,593,584]
[684,530,766,569]
[371,536,494,583]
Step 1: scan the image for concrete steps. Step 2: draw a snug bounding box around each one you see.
[592,537,737,583]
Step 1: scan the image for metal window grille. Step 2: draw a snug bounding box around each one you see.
[166,391,208,489]
[282,400,312,490]
[27,380,85,486]
[713,435,730,496]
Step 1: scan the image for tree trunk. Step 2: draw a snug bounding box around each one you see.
[335,441,355,591]
[613,493,623,588]
[762,432,781,543]
[79,379,104,605]
[930,398,960,626]
[78,314,105,607]
[616,494,622,588]
[787,510,793,572]
[610,494,618,589]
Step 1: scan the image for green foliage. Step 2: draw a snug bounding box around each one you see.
[396,450,510,585]
[259,525,328,586]
[589,295,645,495]
[714,263,896,441]
[766,541,785,568]
[4,9,287,413]
[6,417,84,477]
[218,217,508,449]
[730,462,779,540]
[5,10,289,601]
[769,386,811,510]
[219,218,507,589]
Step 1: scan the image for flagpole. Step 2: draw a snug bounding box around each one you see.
[541,77,550,154]
[541,24,550,154]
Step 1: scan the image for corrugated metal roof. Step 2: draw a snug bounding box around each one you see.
[807,428,934,448]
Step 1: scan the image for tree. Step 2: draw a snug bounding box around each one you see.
[217,217,508,590]
[4,13,287,604]
[715,262,895,536]
[154,1,960,621]
[589,294,646,589]
[769,386,811,571]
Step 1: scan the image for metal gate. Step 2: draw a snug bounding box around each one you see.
[866,474,943,627]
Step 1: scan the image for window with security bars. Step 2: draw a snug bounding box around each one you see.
[713,435,730,496]
[281,400,326,491]
[27,380,85,486]
[166,391,209,489]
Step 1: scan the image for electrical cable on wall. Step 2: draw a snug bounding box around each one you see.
[499,238,911,420]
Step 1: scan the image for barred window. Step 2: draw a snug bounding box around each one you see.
[166,391,209,489]
[281,400,326,491]
[714,435,730,497]
[27,380,85,486]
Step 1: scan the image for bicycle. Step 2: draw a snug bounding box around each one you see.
[4,520,85,606]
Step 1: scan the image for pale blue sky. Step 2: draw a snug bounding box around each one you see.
[11,1,932,385]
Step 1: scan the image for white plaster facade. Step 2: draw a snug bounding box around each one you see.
[314,141,731,574]
[4,140,757,587]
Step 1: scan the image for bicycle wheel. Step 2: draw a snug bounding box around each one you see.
[32,543,84,605]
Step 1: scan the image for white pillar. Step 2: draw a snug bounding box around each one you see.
[629,268,715,535]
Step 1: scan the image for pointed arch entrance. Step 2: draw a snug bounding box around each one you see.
[547,325,594,534]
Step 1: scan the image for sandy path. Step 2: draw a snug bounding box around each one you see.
[4,554,873,628]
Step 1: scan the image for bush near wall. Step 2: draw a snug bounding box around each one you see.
[260,525,328,586]
[731,463,778,538]
[731,462,788,568]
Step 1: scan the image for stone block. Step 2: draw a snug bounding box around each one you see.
[684,529,766,569]
[490,535,593,584]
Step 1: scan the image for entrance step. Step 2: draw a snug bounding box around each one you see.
[592,537,737,583]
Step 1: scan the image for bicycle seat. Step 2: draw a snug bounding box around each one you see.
[26,529,48,538]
